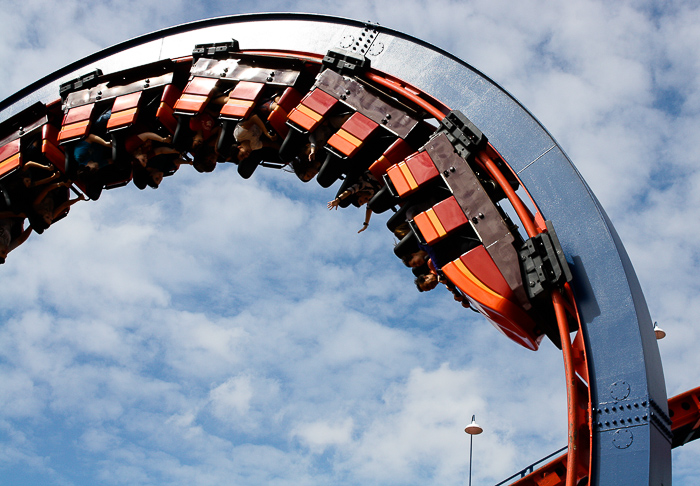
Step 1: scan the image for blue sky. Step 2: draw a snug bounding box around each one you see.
[1,1,699,485]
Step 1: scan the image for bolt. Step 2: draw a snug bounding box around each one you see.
[223,68,228,72]
[479,213,485,219]
[381,119,387,124]
[472,217,479,224]
[340,94,347,100]
[386,113,391,120]
[529,281,535,287]
[450,166,456,172]
[346,89,351,95]
[267,77,273,82]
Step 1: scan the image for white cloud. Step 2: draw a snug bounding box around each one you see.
[292,417,354,454]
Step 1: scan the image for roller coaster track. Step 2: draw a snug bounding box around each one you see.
[0,13,690,485]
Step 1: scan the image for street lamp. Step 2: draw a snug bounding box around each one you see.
[653,321,666,340]
[465,415,483,486]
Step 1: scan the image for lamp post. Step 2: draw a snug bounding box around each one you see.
[465,415,483,486]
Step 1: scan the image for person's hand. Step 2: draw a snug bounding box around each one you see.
[266,130,278,141]
[308,146,316,162]
[357,223,368,233]
[327,198,340,210]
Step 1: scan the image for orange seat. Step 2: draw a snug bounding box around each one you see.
[58,103,94,144]
[385,163,412,196]
[413,196,469,245]
[287,88,338,132]
[107,92,142,131]
[327,112,379,158]
[173,77,219,115]
[0,139,21,179]
[156,85,182,134]
[267,87,303,138]
[220,81,265,120]
[41,125,66,172]
[442,246,542,351]
[385,150,440,198]
[368,138,415,181]
[405,151,439,186]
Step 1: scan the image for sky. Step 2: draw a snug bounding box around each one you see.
[0,0,699,485]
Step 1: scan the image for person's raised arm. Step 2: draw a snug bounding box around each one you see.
[85,133,111,148]
[0,211,25,219]
[328,188,352,210]
[52,193,86,218]
[136,132,172,145]
[23,161,54,171]
[248,114,277,140]
[357,207,373,233]
[30,171,61,187]
[32,182,64,206]
[8,225,32,252]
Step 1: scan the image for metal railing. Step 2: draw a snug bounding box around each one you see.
[494,446,567,486]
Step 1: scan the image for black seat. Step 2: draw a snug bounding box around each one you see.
[394,231,419,259]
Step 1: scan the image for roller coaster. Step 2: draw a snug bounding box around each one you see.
[0,13,697,485]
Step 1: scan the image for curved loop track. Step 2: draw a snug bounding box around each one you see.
[0,13,671,485]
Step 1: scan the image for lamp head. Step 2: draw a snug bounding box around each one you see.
[464,415,483,435]
[653,322,666,340]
